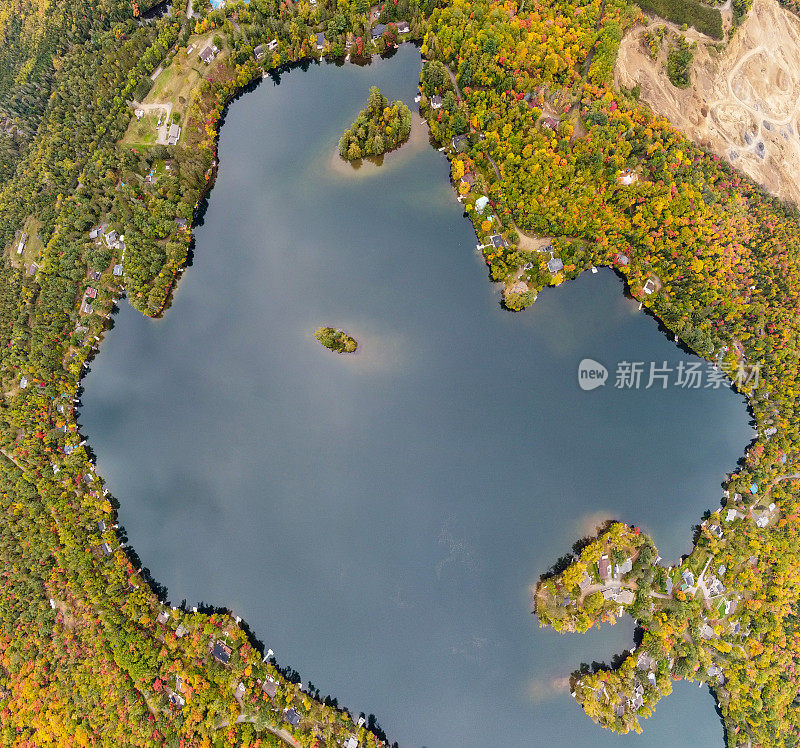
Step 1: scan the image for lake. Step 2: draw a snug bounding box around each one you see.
[81,45,752,746]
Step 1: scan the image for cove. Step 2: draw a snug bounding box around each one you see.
[80,45,752,746]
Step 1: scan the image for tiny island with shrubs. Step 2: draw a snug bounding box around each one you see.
[338,86,412,161]
[314,327,358,354]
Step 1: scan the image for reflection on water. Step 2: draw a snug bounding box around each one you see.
[81,45,749,747]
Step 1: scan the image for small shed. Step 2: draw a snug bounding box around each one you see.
[253,44,265,60]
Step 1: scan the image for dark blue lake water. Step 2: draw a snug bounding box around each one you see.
[81,45,751,746]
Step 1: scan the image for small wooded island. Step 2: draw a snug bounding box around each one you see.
[338,86,412,161]
[314,327,358,353]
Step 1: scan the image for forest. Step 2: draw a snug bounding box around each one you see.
[1,0,800,743]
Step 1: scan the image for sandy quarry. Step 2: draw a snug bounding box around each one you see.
[615,0,800,206]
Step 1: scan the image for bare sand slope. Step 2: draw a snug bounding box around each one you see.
[615,0,800,205]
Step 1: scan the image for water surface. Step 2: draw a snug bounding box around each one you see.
[82,46,751,746]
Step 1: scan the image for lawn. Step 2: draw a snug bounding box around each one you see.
[120,32,227,149]
[8,216,45,270]
[121,112,162,148]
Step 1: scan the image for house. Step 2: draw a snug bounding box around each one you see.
[475,195,489,212]
[755,515,768,528]
[541,116,559,130]
[396,20,410,33]
[547,257,564,274]
[345,737,359,748]
[175,623,187,638]
[199,46,216,64]
[157,610,170,625]
[85,287,98,299]
[460,172,475,188]
[97,520,106,532]
[601,586,616,600]
[666,576,673,595]
[490,234,508,249]
[104,230,119,248]
[19,377,28,389]
[81,301,94,315]
[175,217,188,229]
[618,170,635,186]
[707,577,725,596]
[615,589,635,605]
[113,264,124,276]
[681,570,695,588]
[89,270,102,281]
[316,32,326,51]
[268,39,279,52]
[89,224,107,240]
[283,708,301,726]
[700,624,715,640]
[101,542,112,556]
[708,524,723,539]
[430,95,442,109]
[28,262,38,276]
[598,554,611,581]
[578,571,592,591]
[212,641,232,664]
[169,691,185,707]
[17,232,28,255]
[725,599,737,615]
[234,682,246,699]
[452,133,469,150]
[643,278,656,294]
[615,557,633,577]
[371,23,386,40]
[253,44,265,60]
[261,678,277,698]
[167,124,181,146]
[725,508,738,522]
[637,652,656,672]
[616,252,629,266]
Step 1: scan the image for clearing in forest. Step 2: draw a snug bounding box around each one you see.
[615,0,800,206]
